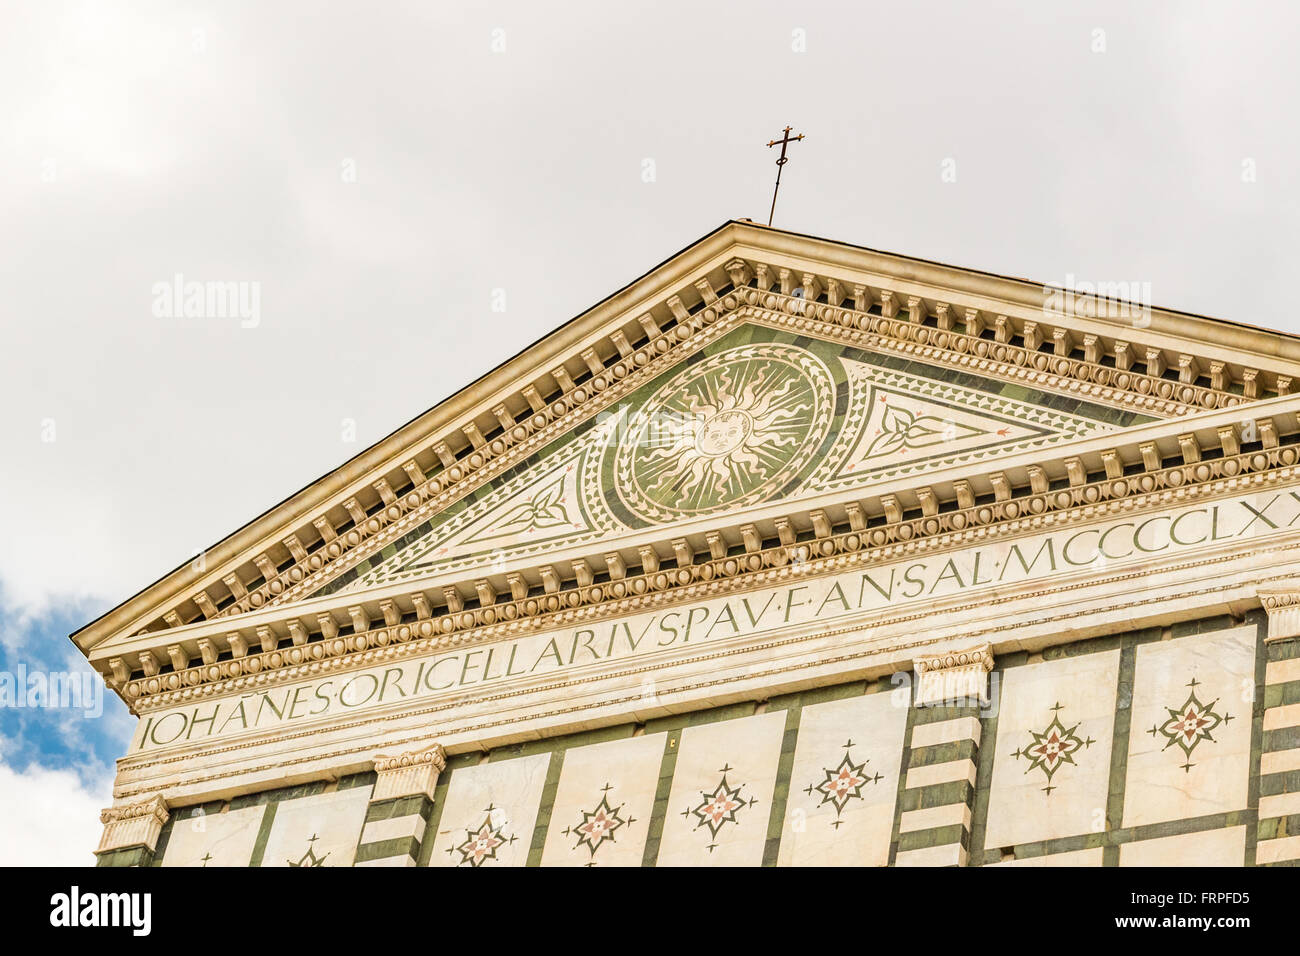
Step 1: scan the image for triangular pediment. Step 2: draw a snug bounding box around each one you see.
[75,220,1300,669]
[318,322,1142,595]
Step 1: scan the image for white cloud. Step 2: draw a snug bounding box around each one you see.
[0,762,111,866]
[2,2,1298,617]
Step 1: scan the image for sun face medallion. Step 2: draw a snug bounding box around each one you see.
[613,344,835,522]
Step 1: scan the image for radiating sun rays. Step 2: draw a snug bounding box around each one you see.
[617,347,833,519]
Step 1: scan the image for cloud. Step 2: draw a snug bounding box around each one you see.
[2,1,1295,616]
[0,596,136,865]
[0,596,136,783]
[0,761,111,866]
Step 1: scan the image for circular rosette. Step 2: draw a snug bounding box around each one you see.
[612,344,834,522]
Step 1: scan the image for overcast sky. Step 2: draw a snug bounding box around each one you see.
[2,0,1297,864]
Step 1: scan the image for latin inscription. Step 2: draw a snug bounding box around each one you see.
[131,487,1300,753]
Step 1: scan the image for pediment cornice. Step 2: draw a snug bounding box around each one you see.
[74,221,1300,676]
[93,389,1300,713]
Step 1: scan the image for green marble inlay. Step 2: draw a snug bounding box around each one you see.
[761,707,802,867]
[525,748,567,867]
[353,836,420,864]
[887,700,923,865]
[640,730,682,867]
[247,800,278,868]
[1245,614,1270,866]
[897,822,967,853]
[364,794,432,824]
[95,846,152,868]
[416,750,480,867]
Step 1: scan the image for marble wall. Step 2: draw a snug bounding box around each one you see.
[141,613,1274,867]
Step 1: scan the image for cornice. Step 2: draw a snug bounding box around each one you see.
[202,293,1238,620]
[75,221,1300,674]
[104,393,1300,711]
[71,223,745,651]
[729,224,1300,369]
[110,556,1296,803]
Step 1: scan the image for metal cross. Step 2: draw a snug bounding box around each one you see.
[765,126,805,227]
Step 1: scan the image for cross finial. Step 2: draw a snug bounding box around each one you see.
[765,126,805,227]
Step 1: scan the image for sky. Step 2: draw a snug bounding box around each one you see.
[1,0,1298,865]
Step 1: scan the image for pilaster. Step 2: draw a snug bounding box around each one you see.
[354,744,446,867]
[94,794,169,867]
[1256,591,1300,864]
[894,645,992,866]
[913,644,994,709]
[1260,588,1300,644]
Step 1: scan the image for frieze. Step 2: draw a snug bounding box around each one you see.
[126,482,1300,755]
[116,432,1300,708]
[110,562,1294,803]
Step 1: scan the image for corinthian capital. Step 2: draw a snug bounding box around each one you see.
[372,743,447,801]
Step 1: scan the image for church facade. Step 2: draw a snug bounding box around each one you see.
[76,221,1300,867]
